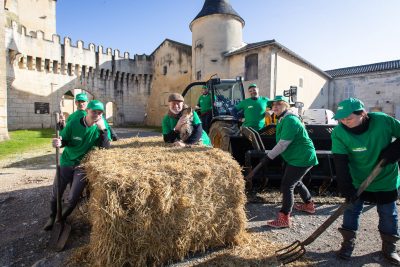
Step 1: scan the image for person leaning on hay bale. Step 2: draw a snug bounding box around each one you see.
[58,93,118,141]
[162,93,211,147]
[43,100,111,231]
[263,96,318,228]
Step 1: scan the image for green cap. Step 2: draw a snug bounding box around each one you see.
[87,100,104,111]
[267,95,289,108]
[248,83,257,89]
[333,98,365,120]
[75,93,88,102]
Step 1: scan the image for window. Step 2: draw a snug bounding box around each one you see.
[44,59,50,72]
[53,61,58,74]
[299,77,304,88]
[67,63,72,76]
[344,85,355,98]
[196,71,201,81]
[245,53,258,81]
[163,66,167,75]
[36,57,42,71]
[27,56,33,70]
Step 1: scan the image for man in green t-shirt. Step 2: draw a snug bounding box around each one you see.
[59,93,118,141]
[195,85,213,133]
[331,98,400,264]
[43,100,111,231]
[233,84,269,131]
[162,93,211,147]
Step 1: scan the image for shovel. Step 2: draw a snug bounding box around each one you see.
[48,112,71,251]
[275,159,385,264]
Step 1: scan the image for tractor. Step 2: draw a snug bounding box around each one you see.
[182,77,336,193]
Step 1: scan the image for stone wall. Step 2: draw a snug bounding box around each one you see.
[5,20,153,130]
[145,40,192,126]
[0,0,9,140]
[330,70,400,118]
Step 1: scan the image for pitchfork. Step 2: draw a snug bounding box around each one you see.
[275,159,385,264]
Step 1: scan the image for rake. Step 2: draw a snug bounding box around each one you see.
[275,159,384,264]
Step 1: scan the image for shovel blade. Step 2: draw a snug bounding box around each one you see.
[275,240,306,264]
[48,222,71,251]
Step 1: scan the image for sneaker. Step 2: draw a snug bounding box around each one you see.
[294,201,316,214]
[266,212,291,228]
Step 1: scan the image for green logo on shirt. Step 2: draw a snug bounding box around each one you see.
[248,106,254,109]
[352,147,367,152]
[73,136,83,141]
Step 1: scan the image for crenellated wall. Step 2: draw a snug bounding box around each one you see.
[5,20,153,129]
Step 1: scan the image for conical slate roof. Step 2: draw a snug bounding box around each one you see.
[191,0,244,26]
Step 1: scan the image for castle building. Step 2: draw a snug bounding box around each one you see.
[0,0,399,140]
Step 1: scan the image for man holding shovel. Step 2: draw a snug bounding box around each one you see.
[331,98,400,265]
[43,100,110,231]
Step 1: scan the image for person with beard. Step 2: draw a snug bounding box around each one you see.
[263,96,318,228]
[43,100,110,230]
[331,98,400,265]
[162,93,211,147]
[195,85,214,133]
[233,84,269,131]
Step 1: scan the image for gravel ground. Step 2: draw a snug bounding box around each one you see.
[0,128,397,266]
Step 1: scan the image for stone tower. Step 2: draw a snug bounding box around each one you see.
[190,0,244,81]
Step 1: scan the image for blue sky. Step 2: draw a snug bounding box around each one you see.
[56,0,400,70]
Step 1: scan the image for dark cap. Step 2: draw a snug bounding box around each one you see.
[168,93,184,102]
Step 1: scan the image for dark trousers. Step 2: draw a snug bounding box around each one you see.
[50,166,86,214]
[200,111,212,133]
[280,164,313,214]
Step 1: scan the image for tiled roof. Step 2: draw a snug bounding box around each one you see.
[225,40,331,79]
[325,60,400,77]
[224,40,276,55]
[191,0,244,26]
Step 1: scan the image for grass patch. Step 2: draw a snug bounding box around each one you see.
[0,128,53,160]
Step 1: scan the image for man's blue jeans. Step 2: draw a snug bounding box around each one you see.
[342,198,399,236]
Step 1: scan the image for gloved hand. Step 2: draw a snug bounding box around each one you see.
[379,138,400,166]
[341,186,358,203]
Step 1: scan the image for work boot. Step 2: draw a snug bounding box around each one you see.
[337,227,356,260]
[266,212,291,228]
[294,200,316,214]
[380,232,400,266]
[43,201,57,231]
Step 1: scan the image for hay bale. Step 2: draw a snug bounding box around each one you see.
[83,137,247,267]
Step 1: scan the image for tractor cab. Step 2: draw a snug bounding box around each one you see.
[181,76,245,118]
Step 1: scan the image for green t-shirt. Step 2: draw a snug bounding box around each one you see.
[276,114,318,167]
[331,112,400,192]
[162,112,211,146]
[65,110,112,140]
[235,97,269,131]
[60,118,102,166]
[197,94,213,114]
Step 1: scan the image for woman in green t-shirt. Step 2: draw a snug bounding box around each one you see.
[331,98,400,264]
[262,96,318,228]
[162,93,211,147]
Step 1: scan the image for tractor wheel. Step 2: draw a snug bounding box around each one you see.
[208,121,239,151]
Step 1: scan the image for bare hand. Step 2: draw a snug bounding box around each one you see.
[52,137,62,148]
[173,141,186,147]
[95,118,106,130]
[175,117,188,131]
